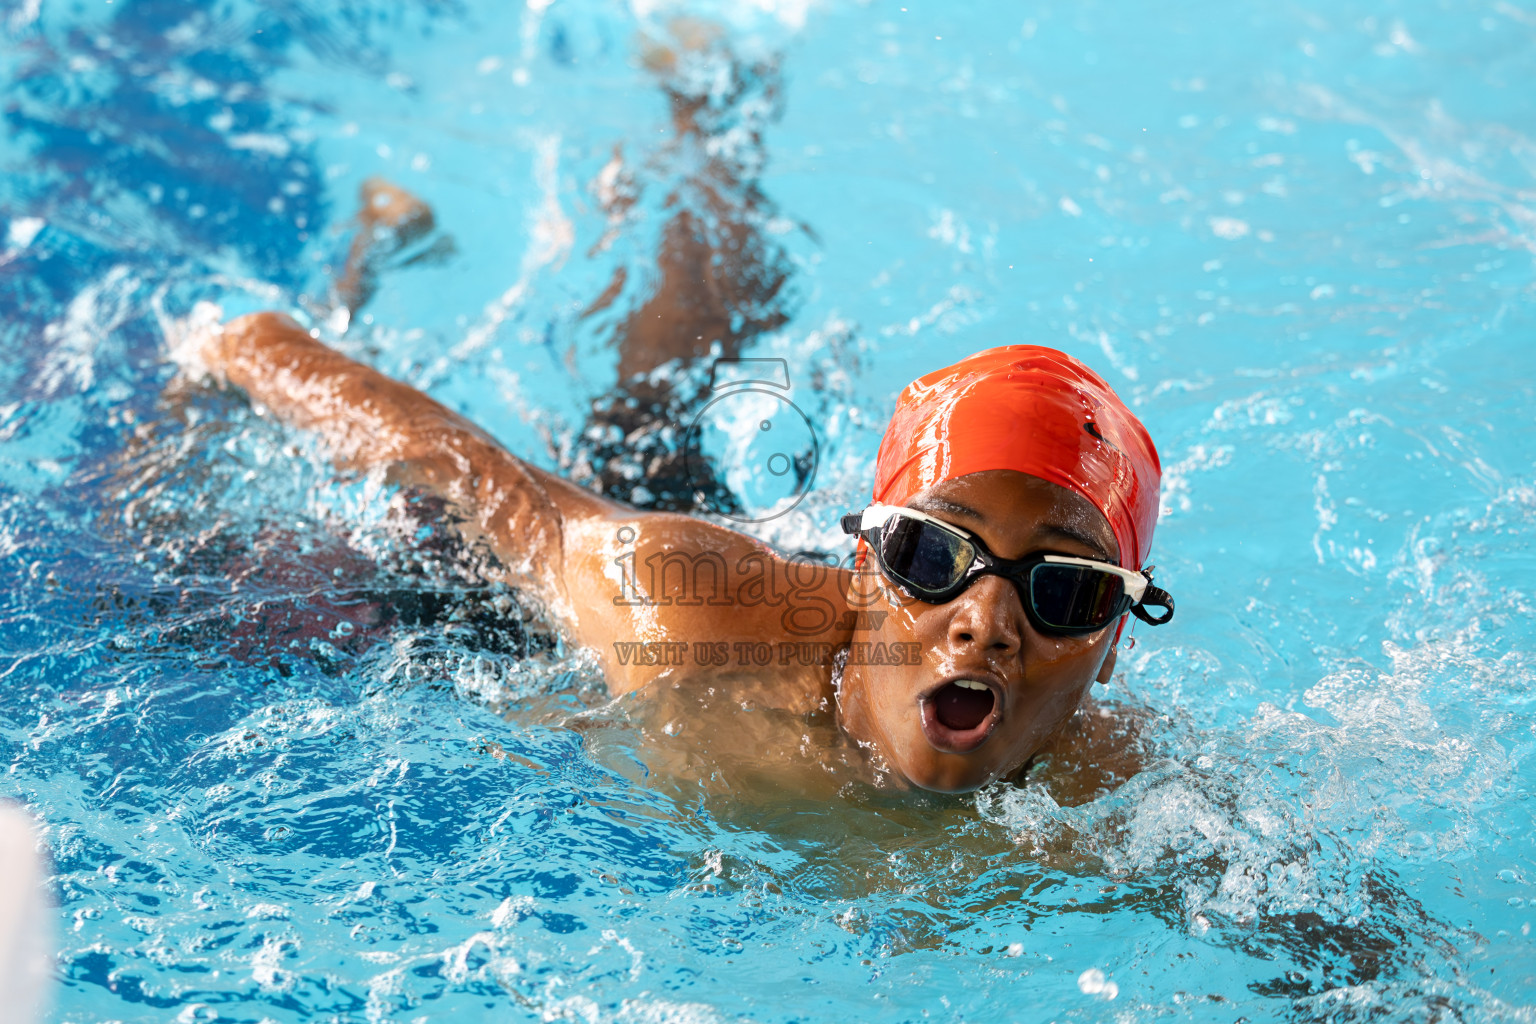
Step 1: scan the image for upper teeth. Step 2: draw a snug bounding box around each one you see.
[955,680,989,691]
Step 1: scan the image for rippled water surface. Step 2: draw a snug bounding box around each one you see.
[2,0,1535,1020]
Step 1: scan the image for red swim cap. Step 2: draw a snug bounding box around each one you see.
[873,346,1161,570]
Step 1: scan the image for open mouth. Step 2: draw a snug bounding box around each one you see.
[919,678,1000,754]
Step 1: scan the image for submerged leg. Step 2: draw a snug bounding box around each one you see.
[332,177,455,321]
[576,20,797,512]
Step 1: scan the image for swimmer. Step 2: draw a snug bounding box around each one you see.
[171,25,1173,797]
[181,315,1173,795]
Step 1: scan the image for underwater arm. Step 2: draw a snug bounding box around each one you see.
[1026,697,1153,805]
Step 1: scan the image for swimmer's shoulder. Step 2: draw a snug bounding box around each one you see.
[560,512,855,698]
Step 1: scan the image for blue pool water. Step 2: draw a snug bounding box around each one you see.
[3,0,1535,1020]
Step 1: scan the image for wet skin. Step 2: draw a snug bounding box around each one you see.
[189,314,1133,796]
[174,26,1137,797]
[837,471,1121,793]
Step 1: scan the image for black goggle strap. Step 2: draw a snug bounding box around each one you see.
[1131,585,1174,625]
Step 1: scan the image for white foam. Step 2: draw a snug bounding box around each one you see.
[1077,967,1119,999]
[6,217,43,249]
[162,300,227,384]
[1209,216,1251,240]
[227,132,292,158]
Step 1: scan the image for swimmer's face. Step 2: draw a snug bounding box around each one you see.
[837,470,1120,793]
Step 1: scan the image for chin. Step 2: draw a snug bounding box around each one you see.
[896,752,1007,794]
[911,775,988,795]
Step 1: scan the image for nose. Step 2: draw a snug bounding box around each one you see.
[945,574,1024,656]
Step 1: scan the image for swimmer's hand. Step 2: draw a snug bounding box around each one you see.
[164,300,232,387]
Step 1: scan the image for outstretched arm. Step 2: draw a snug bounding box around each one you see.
[191,311,611,612]
[184,312,852,696]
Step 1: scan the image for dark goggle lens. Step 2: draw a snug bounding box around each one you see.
[876,517,973,595]
[1028,563,1126,632]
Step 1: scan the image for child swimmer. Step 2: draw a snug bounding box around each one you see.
[182,319,1173,796]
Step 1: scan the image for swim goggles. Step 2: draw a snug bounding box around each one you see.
[841,504,1175,637]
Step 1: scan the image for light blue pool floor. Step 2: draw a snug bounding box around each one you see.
[1,0,1534,1020]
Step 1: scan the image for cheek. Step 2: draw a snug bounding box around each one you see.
[1032,638,1094,672]
[851,576,945,660]
[1022,634,1109,702]
[849,605,946,727]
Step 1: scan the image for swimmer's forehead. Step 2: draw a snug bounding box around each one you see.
[906,472,1118,562]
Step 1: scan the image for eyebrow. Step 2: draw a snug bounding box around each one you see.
[1038,523,1116,562]
[908,496,1116,562]
[908,496,984,521]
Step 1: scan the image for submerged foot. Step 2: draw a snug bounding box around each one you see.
[637,16,780,143]
[332,177,456,323]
